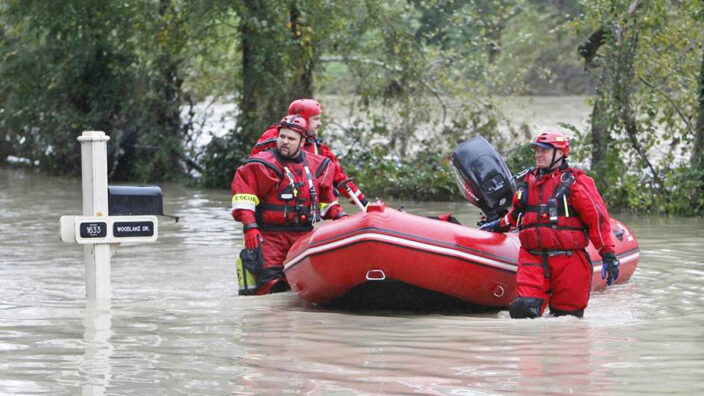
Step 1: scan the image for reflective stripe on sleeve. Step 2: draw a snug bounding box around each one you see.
[319,200,338,217]
[232,194,259,211]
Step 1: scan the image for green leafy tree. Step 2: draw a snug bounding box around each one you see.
[0,0,139,174]
[0,0,191,181]
[578,0,704,214]
[695,48,704,168]
[583,1,704,214]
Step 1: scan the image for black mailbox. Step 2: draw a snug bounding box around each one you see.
[108,186,164,216]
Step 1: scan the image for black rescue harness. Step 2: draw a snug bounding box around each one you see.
[253,150,330,232]
[519,168,587,278]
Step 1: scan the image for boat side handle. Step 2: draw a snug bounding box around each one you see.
[365,269,386,281]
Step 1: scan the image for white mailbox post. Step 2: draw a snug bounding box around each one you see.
[60,131,159,303]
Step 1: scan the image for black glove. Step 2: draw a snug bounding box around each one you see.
[601,252,620,285]
[333,212,350,220]
[433,213,461,225]
[479,219,506,233]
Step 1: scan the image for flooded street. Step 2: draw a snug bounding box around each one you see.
[1,165,703,395]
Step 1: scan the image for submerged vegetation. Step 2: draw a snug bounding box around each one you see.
[0,0,702,215]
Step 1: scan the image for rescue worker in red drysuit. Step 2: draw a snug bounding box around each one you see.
[481,130,620,318]
[232,115,347,294]
[249,99,369,209]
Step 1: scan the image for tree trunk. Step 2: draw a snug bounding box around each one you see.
[580,27,609,171]
[486,30,501,64]
[590,80,609,170]
[239,1,305,148]
[239,0,270,148]
[239,7,259,148]
[611,2,663,193]
[288,3,314,98]
[154,0,185,179]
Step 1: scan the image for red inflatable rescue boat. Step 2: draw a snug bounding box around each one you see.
[283,202,639,309]
[282,136,639,309]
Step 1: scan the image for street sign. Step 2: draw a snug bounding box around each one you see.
[113,221,155,237]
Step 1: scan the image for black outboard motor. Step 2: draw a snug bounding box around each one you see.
[451,136,516,222]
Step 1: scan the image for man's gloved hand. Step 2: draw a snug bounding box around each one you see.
[479,219,505,233]
[601,252,620,285]
[244,228,262,250]
[359,196,369,209]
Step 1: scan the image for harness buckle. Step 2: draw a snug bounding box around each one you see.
[547,197,558,225]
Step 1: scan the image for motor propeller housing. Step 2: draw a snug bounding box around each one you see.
[451,136,516,222]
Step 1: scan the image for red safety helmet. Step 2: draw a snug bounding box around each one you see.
[287,99,322,122]
[530,130,570,157]
[277,114,308,138]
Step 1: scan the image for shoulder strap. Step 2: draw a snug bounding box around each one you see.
[514,167,534,182]
[245,156,283,179]
[300,153,320,221]
[253,138,277,149]
[315,157,331,178]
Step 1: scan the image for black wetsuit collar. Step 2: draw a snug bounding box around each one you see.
[307,135,323,145]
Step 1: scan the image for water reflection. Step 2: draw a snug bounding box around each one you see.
[81,303,113,396]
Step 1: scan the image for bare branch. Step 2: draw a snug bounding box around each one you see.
[638,76,694,134]
[320,55,402,71]
[420,80,447,124]
[320,55,448,122]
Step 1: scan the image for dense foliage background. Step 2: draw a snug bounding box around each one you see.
[1,0,702,214]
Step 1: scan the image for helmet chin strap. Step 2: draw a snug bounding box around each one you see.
[290,141,304,159]
[539,149,565,174]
